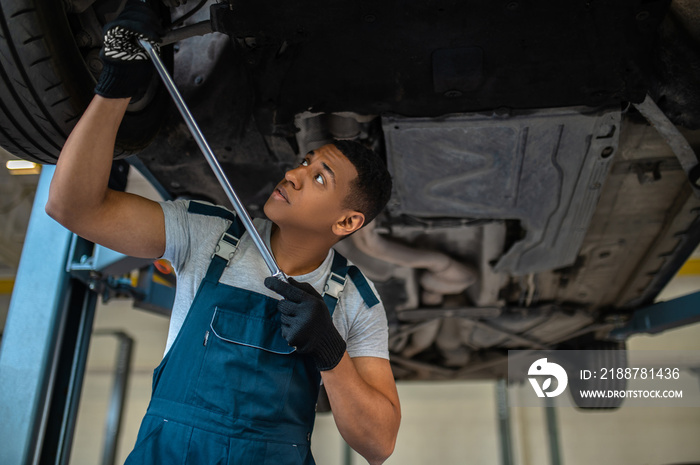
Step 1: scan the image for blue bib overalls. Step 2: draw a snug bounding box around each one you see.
[124,202,379,464]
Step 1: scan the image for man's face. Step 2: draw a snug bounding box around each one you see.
[264,144,361,237]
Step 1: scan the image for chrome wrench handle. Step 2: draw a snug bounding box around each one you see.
[138,39,286,281]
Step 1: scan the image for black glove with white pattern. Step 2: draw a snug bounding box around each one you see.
[94,0,164,100]
[265,276,347,371]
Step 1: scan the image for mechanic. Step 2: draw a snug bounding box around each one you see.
[45,2,400,464]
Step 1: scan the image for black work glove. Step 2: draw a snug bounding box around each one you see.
[94,0,164,100]
[265,276,347,371]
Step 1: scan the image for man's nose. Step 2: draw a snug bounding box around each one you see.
[284,166,302,189]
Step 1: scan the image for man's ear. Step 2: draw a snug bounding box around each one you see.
[332,211,365,237]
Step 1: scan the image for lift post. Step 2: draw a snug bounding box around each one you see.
[0,164,176,465]
[0,165,95,465]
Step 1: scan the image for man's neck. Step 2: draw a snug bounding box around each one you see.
[269,223,335,276]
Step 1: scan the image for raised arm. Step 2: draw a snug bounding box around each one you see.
[46,95,165,259]
[45,0,166,259]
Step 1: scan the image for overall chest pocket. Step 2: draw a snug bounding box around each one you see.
[194,305,298,420]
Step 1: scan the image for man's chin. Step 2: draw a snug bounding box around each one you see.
[262,197,276,218]
[263,200,290,227]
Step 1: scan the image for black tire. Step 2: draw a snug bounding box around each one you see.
[567,341,628,410]
[0,0,170,164]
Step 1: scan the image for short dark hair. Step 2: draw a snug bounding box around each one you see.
[332,139,393,227]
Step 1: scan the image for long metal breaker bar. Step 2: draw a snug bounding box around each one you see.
[138,38,285,280]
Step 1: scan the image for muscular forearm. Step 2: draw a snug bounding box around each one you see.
[321,353,401,464]
[46,95,129,228]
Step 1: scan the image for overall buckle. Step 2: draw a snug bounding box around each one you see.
[212,232,240,264]
[323,272,347,299]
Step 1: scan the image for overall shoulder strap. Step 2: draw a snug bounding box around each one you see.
[323,250,380,314]
[187,201,245,241]
[188,200,236,221]
[188,201,246,280]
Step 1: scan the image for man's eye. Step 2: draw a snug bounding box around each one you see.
[300,159,309,166]
[315,174,325,185]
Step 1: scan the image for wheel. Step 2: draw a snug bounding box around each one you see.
[567,341,628,410]
[0,0,171,164]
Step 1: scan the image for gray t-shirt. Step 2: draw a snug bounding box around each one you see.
[159,199,389,360]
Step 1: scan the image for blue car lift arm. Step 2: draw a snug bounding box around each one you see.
[610,291,700,340]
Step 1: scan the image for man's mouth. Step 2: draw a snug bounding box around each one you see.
[275,186,289,203]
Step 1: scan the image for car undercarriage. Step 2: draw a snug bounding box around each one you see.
[1,0,700,386]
